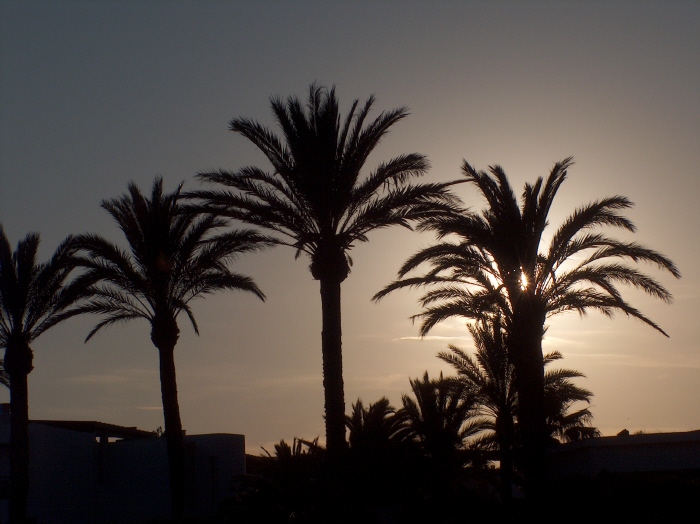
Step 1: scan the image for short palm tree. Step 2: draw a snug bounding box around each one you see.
[262,437,324,463]
[346,397,410,453]
[542,352,601,443]
[401,371,486,467]
[71,177,271,519]
[0,226,84,523]
[437,318,517,494]
[375,158,680,488]
[190,84,460,457]
[439,318,600,499]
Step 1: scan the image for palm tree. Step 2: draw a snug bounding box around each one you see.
[262,436,323,462]
[190,84,460,458]
[375,157,680,490]
[400,371,486,468]
[346,397,411,454]
[0,226,85,523]
[437,319,518,497]
[438,319,600,500]
[71,177,271,519]
[542,351,601,443]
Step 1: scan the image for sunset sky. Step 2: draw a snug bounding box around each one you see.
[1,1,698,454]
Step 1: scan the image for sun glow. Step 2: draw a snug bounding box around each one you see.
[520,271,528,290]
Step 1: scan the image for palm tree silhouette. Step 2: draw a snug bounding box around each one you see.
[375,157,680,491]
[0,226,85,523]
[542,351,601,443]
[401,371,486,468]
[346,397,411,454]
[439,318,600,501]
[437,319,517,497]
[191,84,460,458]
[71,177,270,519]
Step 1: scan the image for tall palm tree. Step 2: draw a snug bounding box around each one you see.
[375,157,680,490]
[190,84,460,457]
[0,226,85,523]
[71,177,271,519]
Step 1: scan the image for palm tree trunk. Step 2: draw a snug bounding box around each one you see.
[8,373,29,524]
[158,344,185,521]
[496,417,514,505]
[5,340,33,524]
[319,277,347,461]
[152,317,185,521]
[511,314,547,502]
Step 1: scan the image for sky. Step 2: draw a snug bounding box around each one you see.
[1,0,698,454]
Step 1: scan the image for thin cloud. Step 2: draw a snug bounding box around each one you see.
[392,335,472,342]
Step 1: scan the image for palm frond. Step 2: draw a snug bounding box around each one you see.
[75,177,267,343]
[191,84,458,282]
[0,226,85,348]
[380,158,679,343]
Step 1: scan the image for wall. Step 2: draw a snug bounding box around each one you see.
[0,415,245,524]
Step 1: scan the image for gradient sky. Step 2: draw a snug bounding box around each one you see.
[1,0,698,454]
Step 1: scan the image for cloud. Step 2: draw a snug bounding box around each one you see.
[392,335,472,342]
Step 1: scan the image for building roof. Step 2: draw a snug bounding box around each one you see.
[31,420,154,440]
[551,429,700,453]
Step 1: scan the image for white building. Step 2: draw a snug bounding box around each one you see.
[0,407,245,524]
[547,429,700,479]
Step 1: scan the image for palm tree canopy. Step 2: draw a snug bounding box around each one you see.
[542,351,600,442]
[439,321,600,446]
[191,84,461,280]
[438,319,517,425]
[401,371,487,459]
[374,157,681,336]
[437,319,517,457]
[71,177,272,341]
[0,225,84,348]
[346,397,411,450]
